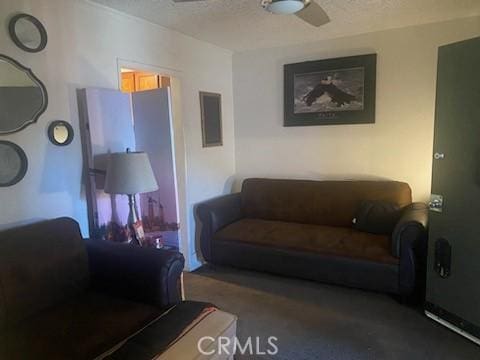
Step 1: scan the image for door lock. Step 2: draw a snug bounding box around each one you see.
[429,194,444,212]
[434,152,445,160]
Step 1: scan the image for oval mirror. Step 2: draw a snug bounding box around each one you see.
[48,121,74,146]
[8,13,47,53]
[0,54,48,134]
[0,140,28,187]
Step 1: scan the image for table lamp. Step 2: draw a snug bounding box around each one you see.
[104,149,158,244]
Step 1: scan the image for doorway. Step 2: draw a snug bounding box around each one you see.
[122,67,180,250]
[78,65,184,252]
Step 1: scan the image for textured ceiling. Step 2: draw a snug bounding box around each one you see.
[90,0,480,51]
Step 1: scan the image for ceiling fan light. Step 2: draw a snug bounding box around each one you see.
[266,0,305,15]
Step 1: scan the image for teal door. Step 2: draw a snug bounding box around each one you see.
[426,36,480,342]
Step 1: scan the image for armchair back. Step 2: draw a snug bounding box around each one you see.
[0,218,89,327]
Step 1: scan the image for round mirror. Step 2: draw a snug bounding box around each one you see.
[0,54,48,134]
[0,141,28,187]
[48,121,74,146]
[8,13,47,53]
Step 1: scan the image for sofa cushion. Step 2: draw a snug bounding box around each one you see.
[353,200,401,235]
[214,219,399,265]
[0,291,163,360]
[0,218,89,327]
[241,178,412,227]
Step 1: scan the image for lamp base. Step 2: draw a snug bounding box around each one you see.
[127,194,145,245]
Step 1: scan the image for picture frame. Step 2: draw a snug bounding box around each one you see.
[284,54,377,126]
[200,91,223,147]
[0,140,28,187]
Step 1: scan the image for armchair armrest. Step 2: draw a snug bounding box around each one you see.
[391,202,428,257]
[196,193,243,262]
[85,240,184,309]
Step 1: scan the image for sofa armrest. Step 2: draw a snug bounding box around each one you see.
[85,240,184,309]
[196,193,243,262]
[391,202,428,257]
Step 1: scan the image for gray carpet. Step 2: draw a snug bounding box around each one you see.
[184,265,480,360]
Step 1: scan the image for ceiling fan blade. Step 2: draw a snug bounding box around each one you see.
[295,1,330,27]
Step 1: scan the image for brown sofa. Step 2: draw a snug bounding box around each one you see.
[197,178,428,297]
[0,218,237,359]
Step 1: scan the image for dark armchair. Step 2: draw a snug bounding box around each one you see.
[0,217,189,359]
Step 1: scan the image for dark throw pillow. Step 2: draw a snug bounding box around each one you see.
[353,201,402,235]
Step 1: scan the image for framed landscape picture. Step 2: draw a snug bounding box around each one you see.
[284,54,377,126]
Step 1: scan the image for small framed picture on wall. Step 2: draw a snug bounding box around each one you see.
[200,91,223,147]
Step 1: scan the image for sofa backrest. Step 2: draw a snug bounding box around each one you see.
[241,178,412,227]
[0,217,89,327]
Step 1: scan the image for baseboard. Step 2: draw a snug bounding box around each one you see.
[425,310,480,346]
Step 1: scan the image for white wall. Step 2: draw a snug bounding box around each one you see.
[0,0,235,270]
[233,17,480,202]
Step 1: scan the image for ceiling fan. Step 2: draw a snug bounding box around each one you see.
[172,0,330,27]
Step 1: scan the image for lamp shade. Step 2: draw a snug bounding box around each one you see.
[104,151,158,195]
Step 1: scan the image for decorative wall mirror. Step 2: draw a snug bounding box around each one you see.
[0,140,28,187]
[48,120,74,146]
[8,13,48,53]
[0,54,48,134]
